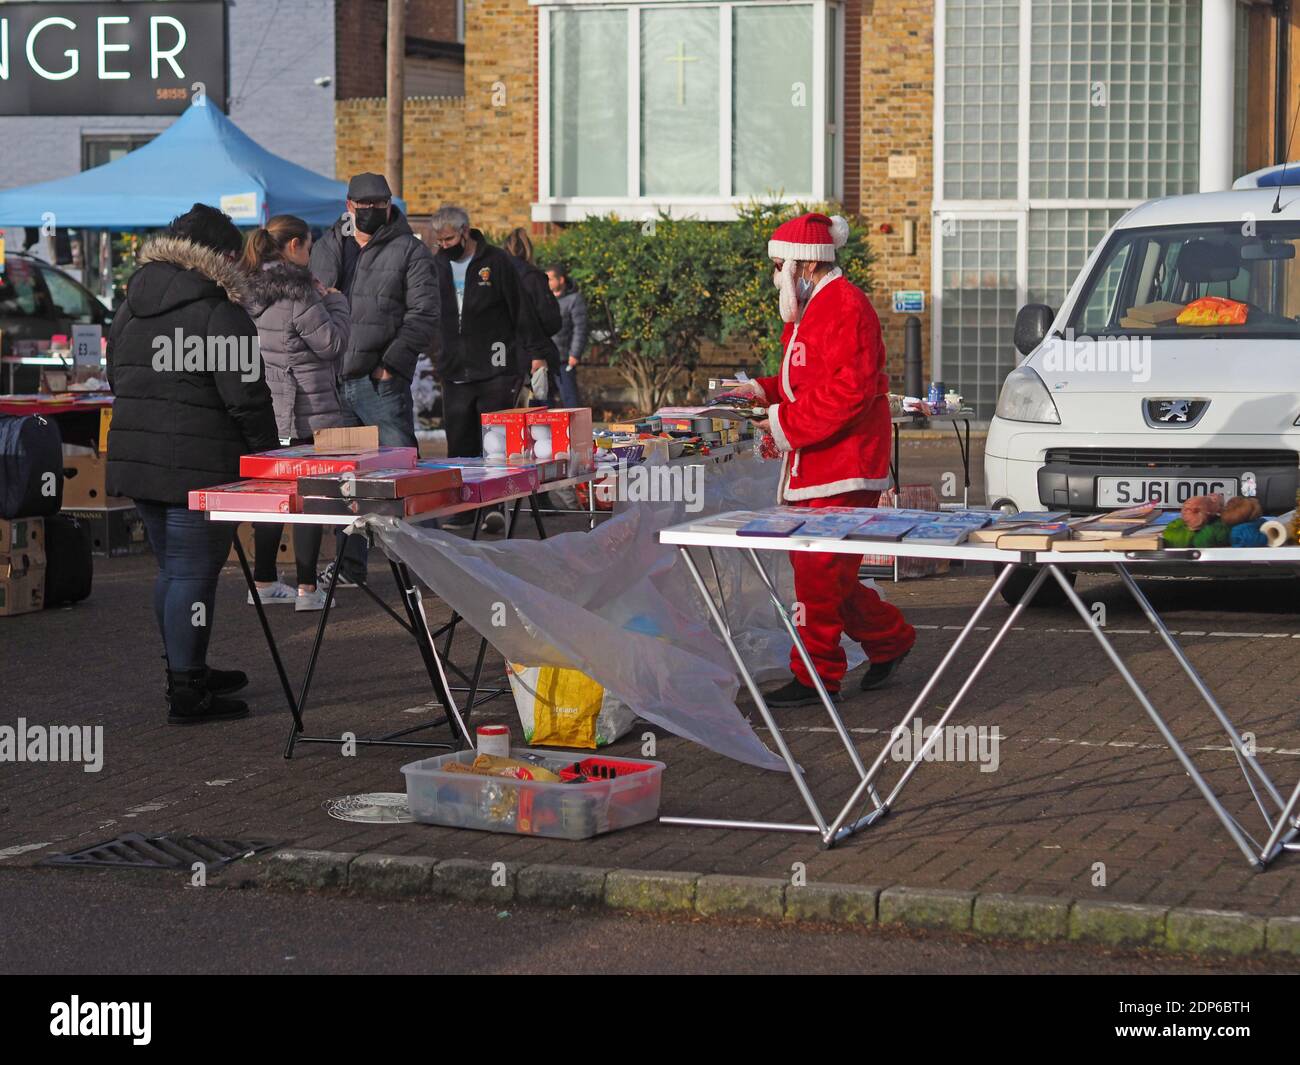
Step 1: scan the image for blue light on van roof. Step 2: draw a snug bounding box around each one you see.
[1256,166,1300,187]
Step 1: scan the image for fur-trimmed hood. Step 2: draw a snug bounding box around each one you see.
[128,235,253,317]
[244,260,319,317]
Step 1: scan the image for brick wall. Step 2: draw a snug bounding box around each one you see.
[408,0,461,42]
[338,0,463,101]
[335,0,537,233]
[857,0,935,384]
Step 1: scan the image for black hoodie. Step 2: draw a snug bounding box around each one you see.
[106,236,278,505]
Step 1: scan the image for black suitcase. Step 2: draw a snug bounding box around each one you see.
[43,513,93,606]
[0,413,64,518]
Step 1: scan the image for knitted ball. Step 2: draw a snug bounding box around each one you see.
[1191,520,1230,548]
[1230,519,1268,548]
[1162,519,1194,547]
[1221,496,1263,526]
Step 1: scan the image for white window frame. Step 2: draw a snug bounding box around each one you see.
[533,0,843,222]
[929,0,1212,381]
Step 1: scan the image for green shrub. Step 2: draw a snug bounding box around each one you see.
[536,202,873,410]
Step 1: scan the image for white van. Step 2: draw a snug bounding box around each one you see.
[984,165,1300,602]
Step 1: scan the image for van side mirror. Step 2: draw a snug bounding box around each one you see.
[1014,304,1056,357]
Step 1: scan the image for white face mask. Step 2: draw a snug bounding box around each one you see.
[796,276,814,300]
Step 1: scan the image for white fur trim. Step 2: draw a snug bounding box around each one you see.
[783,475,892,501]
[138,235,252,306]
[828,215,850,249]
[777,259,800,323]
[767,238,836,262]
[768,404,792,453]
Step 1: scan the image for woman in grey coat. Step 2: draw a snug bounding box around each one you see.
[241,215,352,611]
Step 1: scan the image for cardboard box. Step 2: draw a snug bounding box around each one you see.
[302,487,461,517]
[61,452,129,508]
[297,466,462,499]
[188,480,300,514]
[313,425,380,453]
[228,522,336,567]
[0,516,45,558]
[240,445,417,480]
[63,505,149,557]
[526,408,593,473]
[481,407,535,461]
[0,553,45,615]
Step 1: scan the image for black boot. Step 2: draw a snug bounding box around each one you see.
[859,651,909,692]
[167,669,250,726]
[765,677,836,707]
[204,667,248,695]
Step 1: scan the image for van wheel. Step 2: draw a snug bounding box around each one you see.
[1000,566,1074,608]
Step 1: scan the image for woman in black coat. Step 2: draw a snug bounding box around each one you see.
[106,204,279,725]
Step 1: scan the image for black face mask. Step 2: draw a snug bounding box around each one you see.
[354,206,387,235]
[439,239,466,261]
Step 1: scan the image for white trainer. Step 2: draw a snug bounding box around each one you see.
[248,580,297,606]
[295,587,332,612]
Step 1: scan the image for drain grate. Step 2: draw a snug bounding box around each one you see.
[41,833,281,870]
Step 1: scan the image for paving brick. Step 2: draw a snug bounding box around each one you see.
[784,882,880,925]
[516,864,607,907]
[261,849,355,890]
[880,886,975,932]
[605,870,699,914]
[1165,909,1266,957]
[349,853,436,896]
[431,859,518,904]
[1070,901,1169,948]
[1265,916,1300,956]
[695,875,786,920]
[973,893,1071,941]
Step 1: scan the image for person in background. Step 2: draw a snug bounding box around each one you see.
[545,262,588,408]
[430,206,552,532]
[311,172,438,581]
[106,203,279,726]
[740,212,916,706]
[502,227,562,405]
[241,214,352,611]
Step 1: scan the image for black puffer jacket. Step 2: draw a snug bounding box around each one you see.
[309,208,439,382]
[106,236,279,505]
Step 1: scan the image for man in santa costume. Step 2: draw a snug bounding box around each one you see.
[742,211,916,706]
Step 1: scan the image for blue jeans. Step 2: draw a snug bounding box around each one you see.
[340,374,417,448]
[135,501,235,672]
[557,363,581,408]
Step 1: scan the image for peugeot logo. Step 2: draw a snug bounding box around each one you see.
[1143,398,1208,429]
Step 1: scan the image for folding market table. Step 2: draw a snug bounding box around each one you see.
[889,411,973,507]
[658,519,1300,868]
[207,472,597,759]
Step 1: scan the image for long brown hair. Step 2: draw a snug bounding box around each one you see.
[503,226,534,263]
[241,214,311,271]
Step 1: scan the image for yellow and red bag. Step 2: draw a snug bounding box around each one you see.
[1176,297,1248,326]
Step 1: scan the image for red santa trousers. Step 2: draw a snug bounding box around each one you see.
[788,489,916,690]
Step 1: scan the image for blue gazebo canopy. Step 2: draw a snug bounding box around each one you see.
[0,104,393,229]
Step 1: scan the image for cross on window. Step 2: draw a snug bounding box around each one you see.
[665,40,698,106]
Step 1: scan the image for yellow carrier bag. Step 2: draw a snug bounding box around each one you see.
[507,664,637,749]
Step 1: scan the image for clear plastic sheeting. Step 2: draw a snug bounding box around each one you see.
[358,456,871,771]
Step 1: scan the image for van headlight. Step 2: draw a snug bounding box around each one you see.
[995,367,1060,424]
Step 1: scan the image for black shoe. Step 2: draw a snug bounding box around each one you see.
[764,678,835,707]
[318,560,363,588]
[205,667,248,696]
[859,651,909,692]
[167,669,250,726]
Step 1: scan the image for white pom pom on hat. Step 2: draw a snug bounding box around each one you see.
[768,211,849,262]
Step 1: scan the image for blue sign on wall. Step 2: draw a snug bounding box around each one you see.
[892,290,926,314]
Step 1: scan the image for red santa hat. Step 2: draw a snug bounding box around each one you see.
[768,212,849,262]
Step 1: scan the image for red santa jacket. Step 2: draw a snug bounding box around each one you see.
[746,270,892,502]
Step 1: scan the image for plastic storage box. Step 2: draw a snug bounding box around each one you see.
[401,749,666,840]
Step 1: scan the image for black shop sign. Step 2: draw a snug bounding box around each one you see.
[0,2,226,116]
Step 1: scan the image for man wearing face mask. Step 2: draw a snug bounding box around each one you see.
[739,212,916,707]
[310,173,439,449]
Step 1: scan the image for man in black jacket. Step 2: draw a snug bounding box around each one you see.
[107,203,279,726]
[310,173,439,449]
[429,205,552,457]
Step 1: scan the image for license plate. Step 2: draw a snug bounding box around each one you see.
[1096,477,1238,508]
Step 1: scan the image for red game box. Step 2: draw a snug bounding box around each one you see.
[188,481,299,514]
[297,466,461,499]
[240,445,417,480]
[301,487,462,517]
